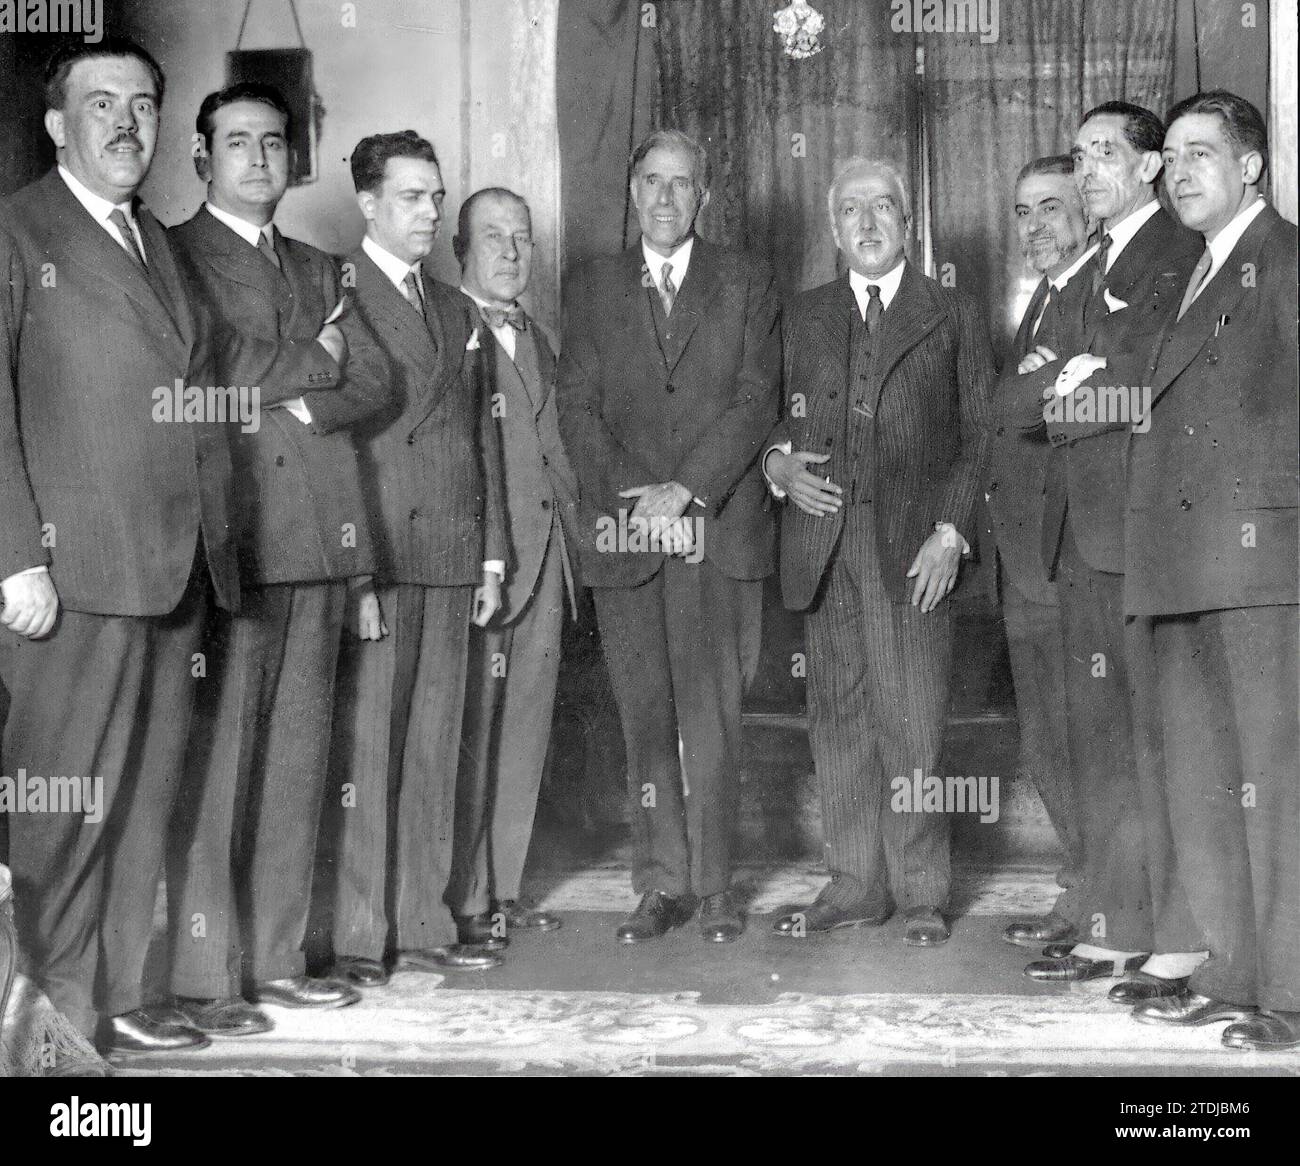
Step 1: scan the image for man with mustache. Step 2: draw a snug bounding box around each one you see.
[558,129,780,945]
[999,102,1202,986]
[766,157,993,947]
[988,156,1095,950]
[0,39,239,1054]
[448,188,579,943]
[163,83,393,1035]
[326,132,508,984]
[1114,92,1298,1051]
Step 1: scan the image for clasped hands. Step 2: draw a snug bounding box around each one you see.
[619,481,697,558]
[1018,344,1108,395]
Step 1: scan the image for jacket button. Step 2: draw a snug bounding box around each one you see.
[1180,499,1191,510]
[409,508,419,520]
[995,426,1005,437]
[541,499,550,510]
[1185,426,1194,435]
[666,384,676,394]
[1206,353,1218,365]
[542,455,549,466]
[275,455,285,466]
[828,391,838,400]
[989,480,998,492]
[824,437,833,447]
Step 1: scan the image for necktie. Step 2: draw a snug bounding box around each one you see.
[256,228,281,270]
[1091,232,1112,295]
[109,207,146,268]
[660,262,677,315]
[1177,247,1213,321]
[1023,277,1050,344]
[402,269,426,320]
[479,304,527,331]
[864,283,883,334]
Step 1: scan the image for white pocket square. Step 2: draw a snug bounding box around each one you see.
[1103,289,1129,313]
[466,328,481,351]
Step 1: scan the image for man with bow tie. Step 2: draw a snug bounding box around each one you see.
[0,39,240,1054]
[163,83,393,1036]
[447,188,580,944]
[326,132,509,986]
[558,129,781,945]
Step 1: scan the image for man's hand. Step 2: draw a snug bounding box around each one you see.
[346,580,387,640]
[1055,353,1108,396]
[765,449,842,517]
[473,569,502,628]
[1,570,59,639]
[1018,344,1058,375]
[619,481,693,521]
[316,322,348,367]
[906,529,962,613]
[656,516,696,558]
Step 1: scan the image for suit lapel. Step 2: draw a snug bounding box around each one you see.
[872,261,943,414]
[622,246,670,373]
[408,279,472,434]
[355,249,439,375]
[657,237,721,374]
[802,275,854,422]
[190,207,288,307]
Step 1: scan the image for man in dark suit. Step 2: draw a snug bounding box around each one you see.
[1115,93,1298,1050]
[0,40,239,1054]
[326,132,508,984]
[988,156,1095,950]
[163,84,394,1034]
[765,157,993,947]
[557,129,780,944]
[448,188,579,942]
[1000,103,1202,984]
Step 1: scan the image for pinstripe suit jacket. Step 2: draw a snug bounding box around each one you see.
[340,247,509,588]
[0,169,239,614]
[170,208,393,585]
[775,263,995,611]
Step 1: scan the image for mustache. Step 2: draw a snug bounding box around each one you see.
[107,132,142,149]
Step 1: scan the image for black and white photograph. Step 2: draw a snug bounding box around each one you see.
[0,0,1296,1118]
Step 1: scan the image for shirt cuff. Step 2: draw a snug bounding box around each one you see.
[762,441,793,499]
[483,561,505,579]
[935,522,971,556]
[281,397,313,424]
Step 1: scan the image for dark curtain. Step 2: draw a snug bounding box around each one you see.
[654,0,922,299]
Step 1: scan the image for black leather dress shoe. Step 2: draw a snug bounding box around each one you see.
[1002,916,1076,948]
[1108,974,1189,1005]
[394,944,503,971]
[615,890,693,943]
[1132,991,1256,1027]
[1025,953,1147,982]
[904,906,950,947]
[252,975,360,1009]
[101,1007,210,1054]
[1041,942,1076,959]
[772,896,892,936]
[493,899,561,932]
[699,891,743,943]
[332,955,390,987]
[456,912,509,951]
[1221,1010,1300,1051]
[173,996,273,1036]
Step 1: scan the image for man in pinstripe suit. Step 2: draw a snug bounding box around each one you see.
[766,157,994,947]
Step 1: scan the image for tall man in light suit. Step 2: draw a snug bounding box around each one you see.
[164,84,393,1034]
[999,103,1202,984]
[327,132,508,985]
[988,156,1095,949]
[766,157,994,947]
[558,129,781,945]
[0,40,239,1054]
[1115,93,1298,1051]
[449,189,579,942]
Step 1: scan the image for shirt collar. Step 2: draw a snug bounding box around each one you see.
[204,201,274,249]
[1206,195,1266,274]
[459,285,518,314]
[641,236,694,285]
[849,258,905,315]
[58,163,134,224]
[1100,197,1161,270]
[1050,240,1100,291]
[363,234,423,290]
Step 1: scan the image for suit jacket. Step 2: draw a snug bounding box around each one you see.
[169,208,393,586]
[339,247,508,587]
[984,279,1062,606]
[0,169,238,615]
[998,207,1202,574]
[486,319,580,622]
[1124,203,1298,616]
[776,263,994,612]
[557,237,781,587]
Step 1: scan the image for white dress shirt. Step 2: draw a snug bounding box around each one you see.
[1100,197,1161,272]
[1189,194,1266,309]
[460,286,519,361]
[362,238,502,579]
[1031,240,1100,338]
[849,259,905,317]
[641,236,694,294]
[58,164,146,261]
